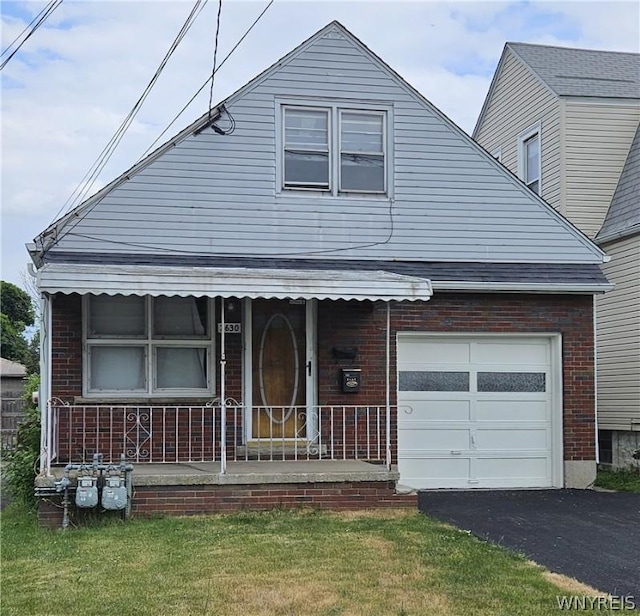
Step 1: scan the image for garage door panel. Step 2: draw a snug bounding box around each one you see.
[399,457,471,489]
[400,399,471,421]
[398,339,471,364]
[399,428,470,450]
[473,341,549,365]
[475,428,549,450]
[476,399,548,422]
[476,457,550,481]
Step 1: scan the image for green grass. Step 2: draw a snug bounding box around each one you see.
[596,467,640,493]
[1,505,609,616]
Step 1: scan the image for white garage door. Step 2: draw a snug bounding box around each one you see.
[397,335,560,490]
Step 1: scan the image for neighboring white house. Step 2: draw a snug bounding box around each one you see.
[473,42,640,468]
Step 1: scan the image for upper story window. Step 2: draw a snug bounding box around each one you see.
[281,104,387,196]
[518,123,541,195]
[84,295,214,397]
[284,108,330,189]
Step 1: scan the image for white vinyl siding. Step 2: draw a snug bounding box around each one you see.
[474,49,562,212]
[48,29,599,264]
[596,235,640,430]
[563,101,640,239]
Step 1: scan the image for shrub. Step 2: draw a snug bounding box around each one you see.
[2,374,40,509]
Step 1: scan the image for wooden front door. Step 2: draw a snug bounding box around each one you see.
[251,299,306,439]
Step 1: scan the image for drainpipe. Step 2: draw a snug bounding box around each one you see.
[386,302,391,470]
[220,298,227,474]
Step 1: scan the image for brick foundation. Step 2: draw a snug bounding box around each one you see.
[38,481,416,529]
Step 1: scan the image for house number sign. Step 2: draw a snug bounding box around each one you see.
[217,323,242,334]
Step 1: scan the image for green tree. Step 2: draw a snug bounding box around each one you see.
[1,281,35,328]
[1,281,38,371]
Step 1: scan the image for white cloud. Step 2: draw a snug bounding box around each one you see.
[1,0,638,285]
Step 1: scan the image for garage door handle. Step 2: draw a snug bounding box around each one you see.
[450,451,462,455]
[471,434,476,448]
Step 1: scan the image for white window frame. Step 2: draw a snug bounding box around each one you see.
[338,109,386,194]
[282,106,331,191]
[83,295,215,398]
[277,100,391,197]
[491,146,502,162]
[517,122,542,195]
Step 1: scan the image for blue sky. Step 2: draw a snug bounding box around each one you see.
[1,0,639,288]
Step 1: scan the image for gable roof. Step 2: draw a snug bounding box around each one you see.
[508,42,640,99]
[0,357,27,377]
[596,123,640,244]
[31,21,607,273]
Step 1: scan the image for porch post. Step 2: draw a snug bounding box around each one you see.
[386,301,391,470]
[39,293,52,475]
[219,298,227,474]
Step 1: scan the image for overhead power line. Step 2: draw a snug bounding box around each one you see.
[0,0,63,71]
[49,0,207,225]
[208,0,223,120]
[140,0,274,160]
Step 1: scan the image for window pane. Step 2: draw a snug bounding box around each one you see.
[477,372,546,392]
[89,295,146,337]
[341,113,383,153]
[90,346,146,391]
[153,297,208,338]
[398,371,470,392]
[285,109,328,150]
[155,347,208,389]
[285,150,329,186]
[341,153,384,191]
[524,135,539,185]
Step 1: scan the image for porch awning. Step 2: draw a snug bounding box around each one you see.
[37,263,432,302]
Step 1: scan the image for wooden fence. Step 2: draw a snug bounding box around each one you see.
[1,399,27,450]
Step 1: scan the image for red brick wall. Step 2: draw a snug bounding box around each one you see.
[49,292,595,463]
[37,481,417,528]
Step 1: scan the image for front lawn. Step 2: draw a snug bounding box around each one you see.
[1,505,604,615]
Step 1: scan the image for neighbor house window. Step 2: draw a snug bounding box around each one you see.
[281,104,387,195]
[518,123,541,195]
[84,295,213,396]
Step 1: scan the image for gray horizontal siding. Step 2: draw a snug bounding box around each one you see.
[597,235,640,430]
[51,26,600,265]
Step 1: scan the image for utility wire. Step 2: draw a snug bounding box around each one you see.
[140,0,274,160]
[49,0,207,226]
[207,0,223,120]
[0,0,63,71]
[1,1,55,59]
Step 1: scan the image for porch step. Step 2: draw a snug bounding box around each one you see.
[236,441,328,460]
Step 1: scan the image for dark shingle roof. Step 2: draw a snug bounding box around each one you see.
[43,251,610,288]
[597,124,640,243]
[508,43,640,98]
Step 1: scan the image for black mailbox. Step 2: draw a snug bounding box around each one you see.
[341,369,361,393]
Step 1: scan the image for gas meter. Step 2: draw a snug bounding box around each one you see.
[75,475,98,508]
[101,475,127,510]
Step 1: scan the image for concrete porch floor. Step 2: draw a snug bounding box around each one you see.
[39,460,400,487]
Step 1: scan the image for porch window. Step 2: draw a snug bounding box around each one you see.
[85,295,213,396]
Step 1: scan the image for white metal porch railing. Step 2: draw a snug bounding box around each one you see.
[44,402,393,474]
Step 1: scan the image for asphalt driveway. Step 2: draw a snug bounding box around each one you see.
[418,489,640,598]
